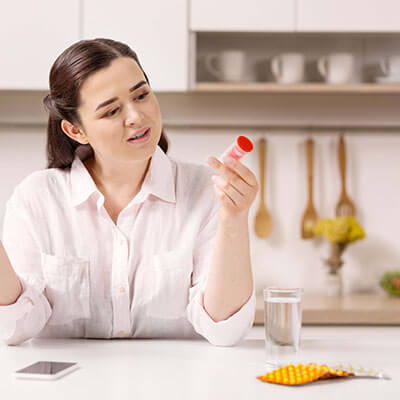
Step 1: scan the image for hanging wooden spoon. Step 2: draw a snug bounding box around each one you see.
[301,138,319,239]
[335,135,356,217]
[254,138,272,238]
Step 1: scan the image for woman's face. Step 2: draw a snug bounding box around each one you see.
[75,56,162,163]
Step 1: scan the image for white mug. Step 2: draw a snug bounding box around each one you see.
[271,53,305,84]
[204,50,246,82]
[317,53,355,84]
[380,56,400,77]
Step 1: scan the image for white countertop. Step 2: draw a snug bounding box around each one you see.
[1,326,399,399]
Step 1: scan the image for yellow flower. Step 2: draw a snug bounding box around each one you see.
[314,216,365,244]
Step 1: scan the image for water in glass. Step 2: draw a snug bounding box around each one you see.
[264,289,303,366]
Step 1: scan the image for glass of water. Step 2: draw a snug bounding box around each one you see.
[264,287,304,367]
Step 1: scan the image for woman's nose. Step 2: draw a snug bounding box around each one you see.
[125,103,144,126]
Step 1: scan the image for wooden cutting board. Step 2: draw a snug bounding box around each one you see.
[255,291,400,325]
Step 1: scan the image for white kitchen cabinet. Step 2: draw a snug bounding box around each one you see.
[0,0,80,90]
[83,0,188,92]
[190,0,296,32]
[297,0,400,32]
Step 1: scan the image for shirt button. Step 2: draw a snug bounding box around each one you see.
[119,286,125,293]
[119,238,124,245]
[118,330,125,336]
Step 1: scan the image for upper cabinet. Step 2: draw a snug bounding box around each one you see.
[2,0,400,92]
[190,0,296,32]
[191,0,400,33]
[0,0,80,90]
[297,0,400,32]
[83,0,188,92]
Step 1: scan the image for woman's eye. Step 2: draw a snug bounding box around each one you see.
[104,108,119,117]
[101,92,148,117]
[136,91,149,101]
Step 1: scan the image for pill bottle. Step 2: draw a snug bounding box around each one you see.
[218,136,254,162]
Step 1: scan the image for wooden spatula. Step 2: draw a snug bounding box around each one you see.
[335,135,356,217]
[301,138,318,239]
[254,138,272,238]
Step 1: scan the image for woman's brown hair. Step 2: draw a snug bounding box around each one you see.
[43,38,168,169]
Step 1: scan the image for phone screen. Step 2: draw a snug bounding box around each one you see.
[15,361,77,375]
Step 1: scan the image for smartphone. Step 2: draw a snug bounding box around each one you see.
[13,361,79,380]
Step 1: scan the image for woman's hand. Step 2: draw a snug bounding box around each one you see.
[207,156,259,220]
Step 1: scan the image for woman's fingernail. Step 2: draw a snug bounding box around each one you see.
[222,156,233,165]
[207,156,218,167]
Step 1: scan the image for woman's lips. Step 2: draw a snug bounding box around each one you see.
[127,128,151,145]
[128,127,149,140]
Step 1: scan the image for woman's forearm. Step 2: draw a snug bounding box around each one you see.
[0,241,22,306]
[203,211,254,322]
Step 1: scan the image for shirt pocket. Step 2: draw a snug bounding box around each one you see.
[145,247,193,320]
[40,253,91,326]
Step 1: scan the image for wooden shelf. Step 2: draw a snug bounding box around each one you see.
[255,292,400,325]
[195,82,400,94]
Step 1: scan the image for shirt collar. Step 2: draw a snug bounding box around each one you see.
[70,145,176,208]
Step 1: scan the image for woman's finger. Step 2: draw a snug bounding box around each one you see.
[207,156,255,193]
[213,181,237,208]
[221,156,258,187]
[212,176,246,207]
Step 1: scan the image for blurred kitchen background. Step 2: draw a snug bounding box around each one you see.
[1,0,400,304]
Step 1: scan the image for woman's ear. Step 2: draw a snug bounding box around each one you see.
[60,119,89,144]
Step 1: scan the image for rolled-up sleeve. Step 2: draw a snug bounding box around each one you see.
[0,187,52,346]
[186,199,256,347]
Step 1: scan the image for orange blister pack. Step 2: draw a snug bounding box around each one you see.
[257,363,354,386]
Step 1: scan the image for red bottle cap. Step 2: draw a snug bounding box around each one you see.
[237,136,254,152]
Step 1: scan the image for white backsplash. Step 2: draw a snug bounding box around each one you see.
[1,124,399,295]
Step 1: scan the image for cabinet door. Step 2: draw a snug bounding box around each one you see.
[297,0,400,32]
[83,0,188,92]
[190,0,296,31]
[0,1,80,90]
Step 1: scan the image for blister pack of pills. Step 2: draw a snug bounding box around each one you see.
[257,363,390,386]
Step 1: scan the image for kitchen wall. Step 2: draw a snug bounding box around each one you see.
[1,92,399,296]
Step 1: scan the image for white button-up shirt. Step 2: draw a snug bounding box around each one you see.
[0,145,255,346]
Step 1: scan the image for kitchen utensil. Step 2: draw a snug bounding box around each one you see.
[254,138,272,238]
[335,135,356,217]
[301,138,318,239]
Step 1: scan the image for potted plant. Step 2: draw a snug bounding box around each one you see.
[380,270,400,297]
[313,216,365,296]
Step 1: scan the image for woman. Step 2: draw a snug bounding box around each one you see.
[0,38,258,346]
